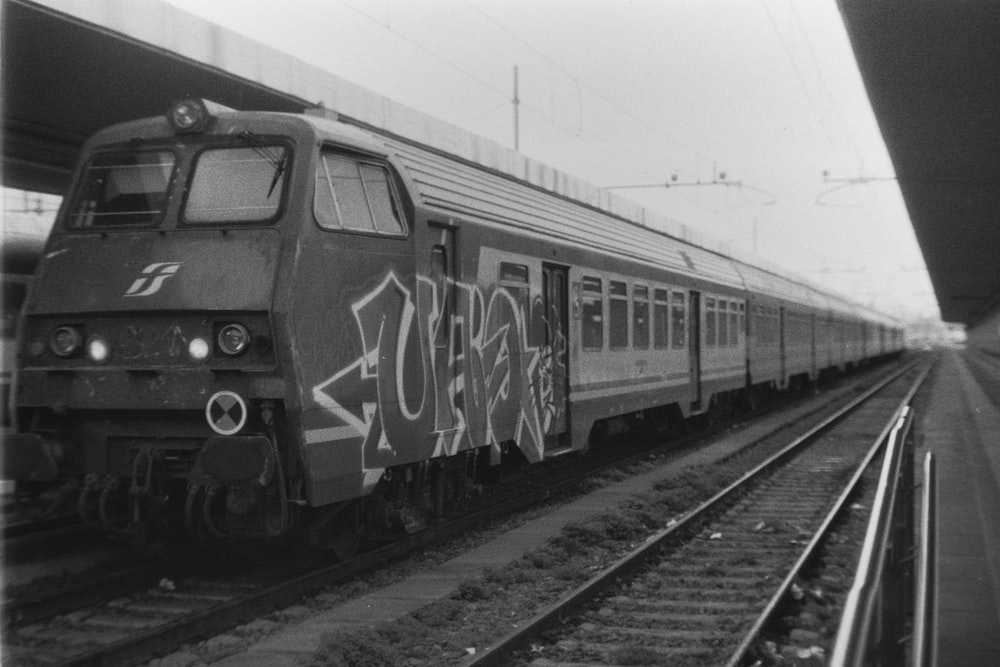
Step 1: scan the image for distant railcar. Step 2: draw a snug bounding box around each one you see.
[4,100,904,549]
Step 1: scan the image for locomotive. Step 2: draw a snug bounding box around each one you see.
[4,99,903,550]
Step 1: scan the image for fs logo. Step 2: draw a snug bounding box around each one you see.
[124,262,183,297]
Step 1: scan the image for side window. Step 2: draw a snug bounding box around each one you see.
[671,292,686,349]
[609,281,628,349]
[314,153,405,235]
[738,303,745,345]
[729,302,739,346]
[653,288,669,349]
[705,297,717,348]
[718,299,729,347]
[633,285,650,349]
[581,276,604,351]
[500,261,530,308]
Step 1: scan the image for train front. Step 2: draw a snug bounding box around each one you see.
[5,100,306,541]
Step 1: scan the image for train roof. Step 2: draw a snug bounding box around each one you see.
[76,106,898,326]
[303,110,890,319]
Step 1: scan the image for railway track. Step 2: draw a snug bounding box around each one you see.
[466,359,930,667]
[0,361,916,665]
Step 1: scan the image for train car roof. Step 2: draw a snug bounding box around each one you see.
[388,138,747,288]
[75,107,893,322]
[302,108,887,316]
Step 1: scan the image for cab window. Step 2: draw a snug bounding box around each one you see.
[315,153,405,235]
[67,150,175,228]
[186,146,287,223]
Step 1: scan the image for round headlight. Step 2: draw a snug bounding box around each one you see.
[188,337,211,362]
[86,336,111,364]
[50,326,82,357]
[168,99,207,132]
[217,324,250,356]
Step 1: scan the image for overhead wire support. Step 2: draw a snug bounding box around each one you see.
[513,65,520,151]
[603,175,776,206]
[815,170,898,207]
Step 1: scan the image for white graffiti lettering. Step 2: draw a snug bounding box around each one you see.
[312,271,566,472]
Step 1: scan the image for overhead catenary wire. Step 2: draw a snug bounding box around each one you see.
[334,0,690,183]
[461,0,709,163]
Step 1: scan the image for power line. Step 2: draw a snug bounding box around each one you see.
[785,1,864,166]
[757,0,840,156]
[461,0,708,162]
[335,0,508,99]
[334,1,669,180]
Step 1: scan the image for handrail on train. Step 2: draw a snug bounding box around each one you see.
[829,406,937,667]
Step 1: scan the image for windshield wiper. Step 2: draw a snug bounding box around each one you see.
[239,131,286,198]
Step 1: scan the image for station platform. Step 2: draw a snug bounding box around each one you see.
[919,348,1000,665]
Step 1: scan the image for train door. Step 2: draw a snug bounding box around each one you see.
[428,223,457,437]
[542,264,569,443]
[689,291,702,411]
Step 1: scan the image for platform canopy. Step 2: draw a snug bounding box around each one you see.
[2,0,307,195]
[838,1,1000,326]
[2,0,779,275]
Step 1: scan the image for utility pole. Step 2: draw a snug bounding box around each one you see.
[513,65,520,152]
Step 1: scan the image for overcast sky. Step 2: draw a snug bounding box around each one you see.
[61,0,947,318]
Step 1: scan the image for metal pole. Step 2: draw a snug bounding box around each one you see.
[513,66,520,151]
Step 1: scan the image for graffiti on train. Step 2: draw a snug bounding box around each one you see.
[312,271,566,469]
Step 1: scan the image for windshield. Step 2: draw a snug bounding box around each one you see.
[184,145,287,224]
[67,150,175,228]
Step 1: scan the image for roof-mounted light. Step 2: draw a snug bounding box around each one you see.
[166,98,234,134]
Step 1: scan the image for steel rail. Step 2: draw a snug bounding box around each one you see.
[466,360,928,667]
[828,408,915,665]
[43,377,806,666]
[4,361,913,664]
[725,363,931,666]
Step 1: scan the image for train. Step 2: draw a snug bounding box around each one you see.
[3,99,904,551]
[2,219,45,429]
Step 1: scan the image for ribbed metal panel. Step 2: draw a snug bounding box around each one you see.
[389,141,746,289]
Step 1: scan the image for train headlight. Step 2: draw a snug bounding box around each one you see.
[166,98,233,133]
[86,335,111,364]
[188,337,211,362]
[217,323,250,357]
[168,99,209,132]
[50,326,82,357]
